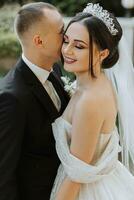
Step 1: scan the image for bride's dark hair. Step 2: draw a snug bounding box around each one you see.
[64,12,122,77]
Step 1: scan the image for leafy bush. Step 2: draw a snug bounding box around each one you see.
[52,0,88,16]
[51,0,127,17]
[0,4,21,59]
[0,33,21,58]
[0,13,14,33]
[0,0,29,7]
[0,4,19,33]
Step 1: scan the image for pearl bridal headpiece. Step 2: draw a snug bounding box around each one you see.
[83,3,118,36]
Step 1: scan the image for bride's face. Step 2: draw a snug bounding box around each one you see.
[62,22,90,73]
[62,22,109,75]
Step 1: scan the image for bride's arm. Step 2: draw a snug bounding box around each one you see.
[55,95,104,200]
[55,178,80,200]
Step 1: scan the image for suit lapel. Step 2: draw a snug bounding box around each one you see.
[16,58,60,121]
[30,83,60,121]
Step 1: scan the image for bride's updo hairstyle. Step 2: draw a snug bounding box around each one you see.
[65,11,122,77]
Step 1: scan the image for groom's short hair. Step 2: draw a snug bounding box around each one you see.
[14,2,57,41]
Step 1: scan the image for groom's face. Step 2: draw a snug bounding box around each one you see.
[40,9,64,62]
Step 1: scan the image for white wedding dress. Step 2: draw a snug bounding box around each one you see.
[50,116,134,200]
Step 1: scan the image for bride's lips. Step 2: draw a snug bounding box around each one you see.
[63,56,77,64]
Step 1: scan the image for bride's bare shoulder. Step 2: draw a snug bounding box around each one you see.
[74,86,112,124]
[76,89,102,114]
[72,89,104,133]
[79,88,104,104]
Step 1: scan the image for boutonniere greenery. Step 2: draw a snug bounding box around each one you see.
[61,76,76,97]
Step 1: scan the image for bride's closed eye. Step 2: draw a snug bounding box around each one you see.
[75,44,85,49]
[63,39,85,50]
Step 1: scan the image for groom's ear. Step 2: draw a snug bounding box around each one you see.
[33,35,43,47]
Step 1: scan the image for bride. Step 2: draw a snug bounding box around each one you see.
[50,3,134,200]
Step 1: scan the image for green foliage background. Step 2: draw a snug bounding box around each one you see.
[52,0,126,17]
[0,4,21,58]
[1,0,133,17]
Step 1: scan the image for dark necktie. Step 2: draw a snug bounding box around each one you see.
[47,72,62,99]
[47,72,69,113]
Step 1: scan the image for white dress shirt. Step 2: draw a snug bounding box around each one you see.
[22,54,61,111]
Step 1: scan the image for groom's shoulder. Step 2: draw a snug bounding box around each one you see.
[0,69,24,92]
[0,61,31,103]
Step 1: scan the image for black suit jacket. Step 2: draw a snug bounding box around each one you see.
[0,58,70,200]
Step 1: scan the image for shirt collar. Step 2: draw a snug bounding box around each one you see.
[22,53,50,84]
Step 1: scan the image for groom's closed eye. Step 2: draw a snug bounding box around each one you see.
[59,25,64,34]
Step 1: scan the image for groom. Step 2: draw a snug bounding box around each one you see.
[0,2,69,200]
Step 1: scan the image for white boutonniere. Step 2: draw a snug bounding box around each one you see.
[61,76,76,97]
